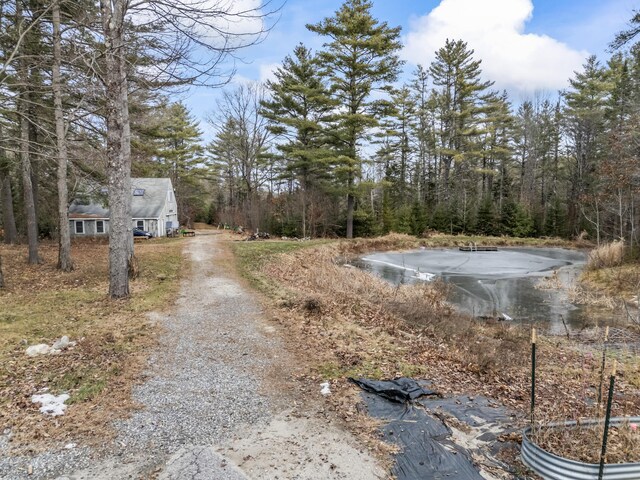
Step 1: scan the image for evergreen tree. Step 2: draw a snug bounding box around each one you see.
[480,91,514,205]
[141,102,205,226]
[429,39,493,207]
[410,201,428,236]
[307,0,403,238]
[563,56,609,238]
[377,86,415,206]
[512,204,536,237]
[260,44,335,237]
[475,196,497,236]
[543,195,568,237]
[598,52,640,244]
[499,200,518,236]
[372,85,416,232]
[408,65,437,208]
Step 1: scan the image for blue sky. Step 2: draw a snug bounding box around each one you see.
[185,0,638,139]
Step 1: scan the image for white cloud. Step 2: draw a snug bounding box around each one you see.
[259,63,280,83]
[403,0,589,95]
[129,0,267,49]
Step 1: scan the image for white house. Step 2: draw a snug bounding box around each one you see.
[68,178,178,238]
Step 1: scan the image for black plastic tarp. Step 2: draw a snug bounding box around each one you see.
[349,377,439,403]
[350,377,513,480]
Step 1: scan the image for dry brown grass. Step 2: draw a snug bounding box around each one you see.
[0,237,184,453]
[535,270,564,290]
[587,241,626,270]
[332,232,583,256]
[234,234,640,471]
[582,263,640,299]
[567,285,620,309]
[533,420,640,464]
[256,239,532,385]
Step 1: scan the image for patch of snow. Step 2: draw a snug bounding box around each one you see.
[362,257,435,282]
[52,335,70,350]
[320,382,331,396]
[25,336,76,356]
[26,344,51,356]
[31,393,70,416]
[65,442,77,449]
[414,271,436,281]
[501,313,513,321]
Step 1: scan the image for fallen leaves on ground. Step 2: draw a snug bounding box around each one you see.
[0,238,183,454]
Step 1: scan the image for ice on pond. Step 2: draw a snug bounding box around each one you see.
[362,257,436,282]
[356,247,593,332]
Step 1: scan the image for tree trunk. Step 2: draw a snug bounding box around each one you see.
[17,0,39,264]
[21,107,39,264]
[101,0,132,298]
[301,189,307,238]
[346,191,354,239]
[0,123,18,244]
[53,1,73,272]
[0,174,17,244]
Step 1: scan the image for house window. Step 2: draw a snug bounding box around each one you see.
[133,188,145,196]
[75,221,84,234]
[96,220,105,234]
[137,220,145,229]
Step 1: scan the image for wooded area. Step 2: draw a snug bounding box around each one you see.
[1,0,640,296]
[0,0,273,296]
[210,1,640,245]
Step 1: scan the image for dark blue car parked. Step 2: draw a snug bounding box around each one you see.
[133,227,153,239]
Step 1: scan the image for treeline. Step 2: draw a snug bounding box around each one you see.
[208,1,640,246]
[1,0,640,270]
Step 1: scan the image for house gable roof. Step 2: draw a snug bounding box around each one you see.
[69,178,173,219]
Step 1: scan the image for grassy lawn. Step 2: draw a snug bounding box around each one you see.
[0,237,184,451]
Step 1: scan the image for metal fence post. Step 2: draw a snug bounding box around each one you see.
[598,359,616,480]
[531,328,536,429]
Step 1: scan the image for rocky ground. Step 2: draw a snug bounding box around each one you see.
[0,232,384,480]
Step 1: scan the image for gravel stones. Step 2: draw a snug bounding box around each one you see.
[114,240,275,455]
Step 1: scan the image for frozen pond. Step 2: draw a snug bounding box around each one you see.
[355,247,596,332]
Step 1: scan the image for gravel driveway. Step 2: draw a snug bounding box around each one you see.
[1,232,384,480]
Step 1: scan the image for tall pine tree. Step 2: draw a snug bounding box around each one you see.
[307,0,403,238]
[429,39,493,210]
[261,44,335,237]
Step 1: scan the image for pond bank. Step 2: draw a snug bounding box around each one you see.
[233,233,640,477]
